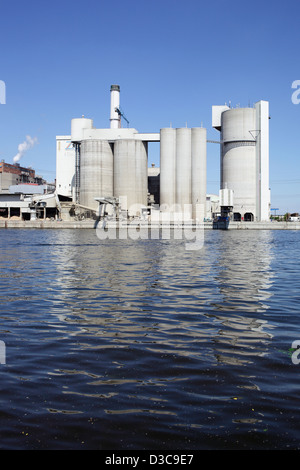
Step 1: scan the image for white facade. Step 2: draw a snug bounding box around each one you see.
[56,136,75,199]
[212,105,230,130]
[255,100,271,221]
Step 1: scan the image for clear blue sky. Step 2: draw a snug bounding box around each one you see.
[1,0,300,213]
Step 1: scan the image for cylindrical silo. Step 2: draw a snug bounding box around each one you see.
[159,128,176,211]
[191,127,207,221]
[221,108,256,220]
[113,139,148,217]
[176,127,192,218]
[71,118,93,142]
[80,140,113,210]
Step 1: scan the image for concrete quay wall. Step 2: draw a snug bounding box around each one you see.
[0,219,300,230]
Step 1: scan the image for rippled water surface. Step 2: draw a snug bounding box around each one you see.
[0,228,300,449]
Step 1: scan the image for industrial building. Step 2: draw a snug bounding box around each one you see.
[56,85,207,222]
[0,160,58,220]
[0,86,272,226]
[56,85,161,219]
[55,86,271,224]
[0,160,45,193]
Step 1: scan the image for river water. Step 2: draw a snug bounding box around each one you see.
[0,228,300,450]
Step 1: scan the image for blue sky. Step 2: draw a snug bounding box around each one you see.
[0,0,300,213]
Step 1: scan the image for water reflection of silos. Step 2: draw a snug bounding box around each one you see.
[213,231,273,312]
[80,140,113,210]
[113,139,148,216]
[210,231,274,365]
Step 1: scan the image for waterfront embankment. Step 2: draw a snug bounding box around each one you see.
[0,219,300,230]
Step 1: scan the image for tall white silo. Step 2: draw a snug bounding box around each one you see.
[160,128,176,211]
[113,139,148,216]
[191,127,207,220]
[80,140,113,210]
[176,127,192,218]
[221,108,257,221]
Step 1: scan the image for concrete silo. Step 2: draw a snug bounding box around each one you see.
[176,128,192,218]
[221,107,257,221]
[80,140,113,210]
[212,100,270,222]
[160,128,176,211]
[113,139,148,217]
[191,127,207,220]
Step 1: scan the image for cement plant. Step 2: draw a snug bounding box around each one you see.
[0,85,299,229]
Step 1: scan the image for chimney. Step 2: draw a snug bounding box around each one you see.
[110,85,121,129]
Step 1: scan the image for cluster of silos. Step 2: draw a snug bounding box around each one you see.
[160,127,207,221]
[220,108,257,221]
[70,116,148,216]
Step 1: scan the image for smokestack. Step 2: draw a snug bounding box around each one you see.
[110,85,121,129]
